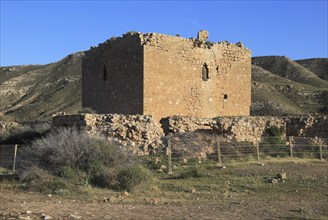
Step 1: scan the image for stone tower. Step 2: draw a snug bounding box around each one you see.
[82,30,251,120]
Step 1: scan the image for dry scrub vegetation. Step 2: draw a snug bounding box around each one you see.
[16,128,151,193]
[0,128,327,219]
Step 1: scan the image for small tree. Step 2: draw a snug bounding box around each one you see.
[261,126,288,157]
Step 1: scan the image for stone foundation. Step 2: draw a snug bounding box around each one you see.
[162,116,286,144]
[52,113,164,155]
[51,114,328,155]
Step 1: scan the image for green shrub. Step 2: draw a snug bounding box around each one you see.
[93,139,127,168]
[86,159,104,174]
[20,166,68,193]
[143,155,165,170]
[116,165,151,192]
[91,167,116,188]
[180,166,204,179]
[57,166,77,179]
[56,166,88,185]
[264,125,285,137]
[261,126,288,157]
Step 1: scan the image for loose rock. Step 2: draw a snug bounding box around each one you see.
[277,173,287,180]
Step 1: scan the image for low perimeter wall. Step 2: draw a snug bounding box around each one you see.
[52,114,164,155]
[162,116,286,144]
[52,114,327,155]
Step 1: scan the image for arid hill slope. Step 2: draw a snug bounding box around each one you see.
[296,58,328,81]
[0,54,327,122]
[0,53,83,121]
[251,56,328,116]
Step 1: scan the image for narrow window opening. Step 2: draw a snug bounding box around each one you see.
[222,93,228,110]
[216,66,219,73]
[103,65,107,81]
[202,63,209,81]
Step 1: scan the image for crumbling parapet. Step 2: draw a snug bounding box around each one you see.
[197,30,209,41]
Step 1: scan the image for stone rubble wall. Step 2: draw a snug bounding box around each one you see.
[1,114,326,161]
[164,115,328,137]
[285,115,328,138]
[213,117,286,143]
[162,116,286,144]
[52,114,164,155]
[161,115,327,159]
[51,114,328,156]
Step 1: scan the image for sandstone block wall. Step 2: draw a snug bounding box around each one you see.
[82,31,251,121]
[82,34,144,115]
[143,33,251,120]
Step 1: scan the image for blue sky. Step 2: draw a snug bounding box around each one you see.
[0,1,327,66]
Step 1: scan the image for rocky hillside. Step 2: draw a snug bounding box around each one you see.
[296,58,328,81]
[251,56,328,116]
[0,54,327,122]
[0,52,83,122]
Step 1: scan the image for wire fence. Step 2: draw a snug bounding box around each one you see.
[165,135,328,171]
[0,144,18,174]
[0,136,327,174]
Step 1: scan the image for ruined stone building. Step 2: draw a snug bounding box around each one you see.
[82,30,251,120]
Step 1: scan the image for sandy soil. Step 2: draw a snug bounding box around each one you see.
[1,161,328,219]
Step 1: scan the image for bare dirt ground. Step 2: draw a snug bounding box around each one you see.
[1,160,328,219]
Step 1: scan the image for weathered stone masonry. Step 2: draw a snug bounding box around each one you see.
[52,114,164,155]
[82,31,252,120]
[52,114,327,156]
[82,34,144,115]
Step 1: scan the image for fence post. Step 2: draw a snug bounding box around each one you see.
[217,136,222,166]
[289,136,293,159]
[319,139,323,162]
[167,138,173,174]
[256,139,260,164]
[12,144,18,173]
